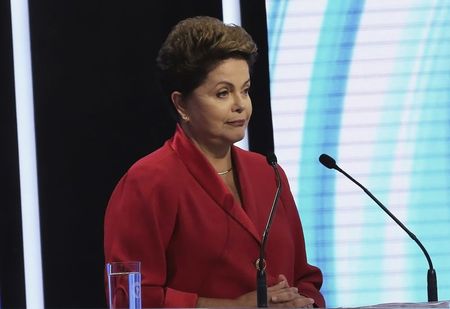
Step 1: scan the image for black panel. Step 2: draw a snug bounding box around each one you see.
[240,0,274,156]
[0,0,26,308]
[27,1,222,307]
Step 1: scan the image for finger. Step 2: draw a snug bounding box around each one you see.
[271,296,314,308]
[273,301,313,308]
[270,287,300,303]
[267,279,289,291]
[291,296,315,308]
[277,274,288,285]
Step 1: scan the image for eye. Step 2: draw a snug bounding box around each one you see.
[216,89,229,98]
[242,87,250,96]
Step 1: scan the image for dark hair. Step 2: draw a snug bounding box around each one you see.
[156,16,258,119]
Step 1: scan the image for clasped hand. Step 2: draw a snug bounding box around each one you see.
[236,274,315,308]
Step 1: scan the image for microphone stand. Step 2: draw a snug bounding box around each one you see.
[319,154,438,302]
[257,155,282,307]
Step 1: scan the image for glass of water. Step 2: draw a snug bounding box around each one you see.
[106,261,141,309]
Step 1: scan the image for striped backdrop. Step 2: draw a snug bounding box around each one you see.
[266,0,450,307]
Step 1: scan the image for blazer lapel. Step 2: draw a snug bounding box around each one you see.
[170,125,261,244]
[231,147,265,238]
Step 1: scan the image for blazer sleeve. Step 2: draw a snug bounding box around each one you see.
[104,168,198,308]
[279,167,326,308]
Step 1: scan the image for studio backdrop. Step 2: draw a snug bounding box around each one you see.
[267,0,450,307]
[2,0,449,308]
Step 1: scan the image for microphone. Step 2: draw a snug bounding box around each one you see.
[319,153,438,302]
[256,152,282,307]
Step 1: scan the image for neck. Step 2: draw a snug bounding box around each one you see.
[180,123,233,172]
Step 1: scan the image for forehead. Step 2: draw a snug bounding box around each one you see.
[205,58,250,84]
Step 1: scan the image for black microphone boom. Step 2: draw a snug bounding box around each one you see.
[256,153,282,307]
[319,153,438,302]
[262,153,282,250]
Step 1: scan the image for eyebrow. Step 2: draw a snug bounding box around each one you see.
[215,78,251,88]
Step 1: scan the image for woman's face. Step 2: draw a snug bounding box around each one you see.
[178,58,252,149]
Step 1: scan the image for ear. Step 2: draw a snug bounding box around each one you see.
[171,91,189,121]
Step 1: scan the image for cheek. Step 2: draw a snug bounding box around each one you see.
[247,99,253,117]
[193,104,216,120]
[198,106,226,126]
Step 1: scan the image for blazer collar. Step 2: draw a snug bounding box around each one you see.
[169,125,261,244]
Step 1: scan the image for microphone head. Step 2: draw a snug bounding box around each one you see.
[266,152,278,166]
[319,153,337,169]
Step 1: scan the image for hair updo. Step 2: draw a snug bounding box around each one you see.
[156,16,258,119]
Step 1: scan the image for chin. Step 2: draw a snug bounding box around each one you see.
[230,133,246,144]
[220,127,247,145]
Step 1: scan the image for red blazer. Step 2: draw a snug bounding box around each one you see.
[104,125,325,308]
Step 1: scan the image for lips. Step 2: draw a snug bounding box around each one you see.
[227,119,246,126]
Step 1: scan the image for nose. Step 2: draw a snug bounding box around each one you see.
[232,93,246,113]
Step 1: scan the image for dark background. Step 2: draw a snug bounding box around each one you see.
[1,0,273,307]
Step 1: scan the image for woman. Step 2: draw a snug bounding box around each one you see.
[104,16,325,308]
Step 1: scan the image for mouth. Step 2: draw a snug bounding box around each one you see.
[226,119,246,127]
